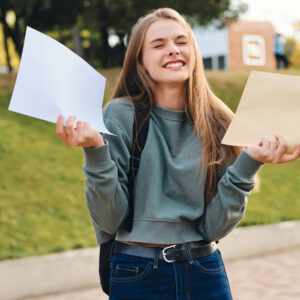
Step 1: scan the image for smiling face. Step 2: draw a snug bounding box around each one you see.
[142,19,192,89]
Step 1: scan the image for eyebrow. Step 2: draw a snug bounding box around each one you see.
[149,34,187,44]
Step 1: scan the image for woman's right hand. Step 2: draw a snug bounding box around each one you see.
[56,115,105,148]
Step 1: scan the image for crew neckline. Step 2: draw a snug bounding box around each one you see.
[152,102,187,121]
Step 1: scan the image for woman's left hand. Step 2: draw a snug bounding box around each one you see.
[245,136,300,164]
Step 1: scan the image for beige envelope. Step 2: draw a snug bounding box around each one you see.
[222,71,300,153]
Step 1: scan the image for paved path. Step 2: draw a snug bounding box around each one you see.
[227,247,300,300]
[24,247,300,300]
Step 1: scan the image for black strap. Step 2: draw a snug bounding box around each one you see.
[122,102,150,232]
[99,239,113,295]
[99,102,150,295]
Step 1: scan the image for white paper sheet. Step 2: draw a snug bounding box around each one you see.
[9,26,111,134]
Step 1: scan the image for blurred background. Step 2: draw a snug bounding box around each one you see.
[0,0,299,262]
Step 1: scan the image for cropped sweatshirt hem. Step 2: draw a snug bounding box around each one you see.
[116,219,207,244]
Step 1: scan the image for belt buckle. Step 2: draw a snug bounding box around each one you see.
[162,244,177,263]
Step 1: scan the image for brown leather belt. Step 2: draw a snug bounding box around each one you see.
[113,241,218,263]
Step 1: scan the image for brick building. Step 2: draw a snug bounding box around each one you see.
[193,20,276,70]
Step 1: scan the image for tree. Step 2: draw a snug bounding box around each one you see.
[0,0,84,58]
[284,37,296,60]
[0,0,244,69]
[81,0,244,68]
[289,42,300,68]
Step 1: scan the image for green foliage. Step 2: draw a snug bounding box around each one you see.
[0,0,242,68]
[284,37,297,59]
[0,69,300,261]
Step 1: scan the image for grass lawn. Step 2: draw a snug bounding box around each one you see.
[0,69,299,261]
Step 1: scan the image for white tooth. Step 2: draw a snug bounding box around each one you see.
[166,62,183,68]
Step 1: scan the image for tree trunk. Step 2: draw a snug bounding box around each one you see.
[0,5,22,58]
[3,23,12,72]
[116,32,126,66]
[71,23,85,59]
[13,14,22,56]
[0,3,12,72]
[100,25,109,68]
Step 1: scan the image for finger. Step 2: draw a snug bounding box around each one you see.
[275,135,288,156]
[65,116,77,140]
[76,121,83,143]
[269,136,279,152]
[82,121,92,137]
[261,138,271,149]
[270,141,278,152]
[281,144,300,163]
[56,115,67,141]
[83,122,92,131]
[76,120,84,137]
[258,138,264,147]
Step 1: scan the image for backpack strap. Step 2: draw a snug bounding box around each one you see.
[99,102,150,296]
[122,102,150,232]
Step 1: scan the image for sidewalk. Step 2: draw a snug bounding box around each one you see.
[2,222,300,300]
[227,247,300,299]
[24,247,300,300]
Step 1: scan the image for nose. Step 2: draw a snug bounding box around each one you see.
[169,50,179,56]
[168,42,179,56]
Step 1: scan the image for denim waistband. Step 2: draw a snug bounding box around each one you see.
[113,241,218,264]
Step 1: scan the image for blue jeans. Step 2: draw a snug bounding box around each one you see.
[109,248,232,300]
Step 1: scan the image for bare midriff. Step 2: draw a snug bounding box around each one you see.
[123,241,173,248]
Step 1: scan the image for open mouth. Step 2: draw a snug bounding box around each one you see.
[163,61,185,69]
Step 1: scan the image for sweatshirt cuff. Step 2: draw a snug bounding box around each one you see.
[83,141,112,168]
[231,150,263,179]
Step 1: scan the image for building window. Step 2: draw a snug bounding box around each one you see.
[203,57,212,69]
[218,55,225,70]
[242,35,266,66]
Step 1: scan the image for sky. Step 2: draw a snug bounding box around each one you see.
[232,0,300,40]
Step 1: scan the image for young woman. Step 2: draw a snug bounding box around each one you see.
[56,8,300,300]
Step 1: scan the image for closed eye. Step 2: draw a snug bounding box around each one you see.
[153,44,164,48]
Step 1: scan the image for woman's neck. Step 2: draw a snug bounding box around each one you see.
[154,84,186,111]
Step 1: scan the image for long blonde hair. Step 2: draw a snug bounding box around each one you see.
[112,8,259,203]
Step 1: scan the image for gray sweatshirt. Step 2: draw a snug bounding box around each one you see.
[83,98,263,244]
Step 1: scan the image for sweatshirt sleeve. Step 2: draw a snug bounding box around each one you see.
[82,117,131,244]
[197,150,263,242]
